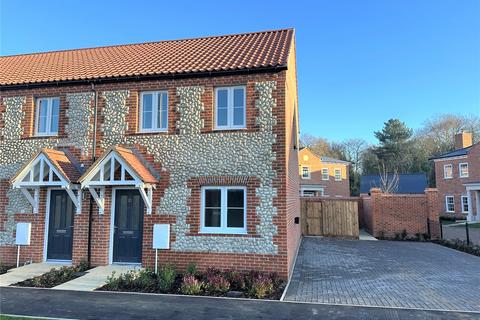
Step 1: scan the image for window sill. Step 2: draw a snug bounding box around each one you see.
[459,176,469,179]
[198,230,248,235]
[444,177,453,180]
[213,127,247,131]
[127,131,169,136]
[23,135,59,140]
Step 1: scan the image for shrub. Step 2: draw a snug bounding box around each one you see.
[180,275,203,295]
[15,263,89,288]
[249,274,273,299]
[436,239,480,257]
[135,269,157,292]
[205,274,230,295]
[158,263,176,293]
[186,262,197,275]
[225,270,246,291]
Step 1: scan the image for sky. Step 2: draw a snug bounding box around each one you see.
[1,0,479,143]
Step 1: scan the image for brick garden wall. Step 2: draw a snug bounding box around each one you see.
[360,188,441,239]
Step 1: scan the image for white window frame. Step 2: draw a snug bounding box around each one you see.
[301,166,311,179]
[214,86,246,130]
[445,196,455,213]
[35,97,60,136]
[200,186,247,234]
[461,195,469,213]
[334,168,342,181]
[321,168,329,181]
[443,164,453,179]
[139,91,168,133]
[459,163,469,178]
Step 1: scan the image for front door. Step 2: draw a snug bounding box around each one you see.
[47,190,75,261]
[113,189,144,263]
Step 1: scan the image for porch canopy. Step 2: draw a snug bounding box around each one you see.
[79,146,158,214]
[464,182,480,222]
[11,148,82,214]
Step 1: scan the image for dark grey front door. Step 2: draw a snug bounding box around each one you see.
[47,190,74,261]
[113,189,144,263]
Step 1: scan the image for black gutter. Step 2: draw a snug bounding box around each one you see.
[0,66,288,90]
[87,82,98,267]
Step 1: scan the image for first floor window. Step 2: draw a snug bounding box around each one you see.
[215,86,246,129]
[459,163,469,178]
[461,196,469,213]
[322,168,329,180]
[140,91,168,132]
[301,166,310,179]
[444,164,453,179]
[36,97,60,136]
[334,168,342,181]
[445,196,455,213]
[201,186,246,234]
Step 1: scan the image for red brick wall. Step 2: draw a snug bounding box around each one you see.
[0,69,297,277]
[360,188,441,239]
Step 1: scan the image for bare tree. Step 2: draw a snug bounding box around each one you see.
[340,138,368,174]
[378,161,399,194]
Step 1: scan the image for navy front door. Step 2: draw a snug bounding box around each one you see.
[113,190,144,263]
[47,190,74,261]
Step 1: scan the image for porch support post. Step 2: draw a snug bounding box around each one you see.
[64,185,82,215]
[476,190,480,222]
[138,185,153,215]
[466,188,474,222]
[88,187,105,215]
[19,188,39,214]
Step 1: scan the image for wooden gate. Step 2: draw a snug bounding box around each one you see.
[301,198,359,238]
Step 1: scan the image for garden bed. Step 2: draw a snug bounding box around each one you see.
[0,263,15,275]
[434,239,480,257]
[98,264,285,300]
[13,262,89,288]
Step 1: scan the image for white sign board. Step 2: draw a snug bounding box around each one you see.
[153,224,170,249]
[16,222,31,245]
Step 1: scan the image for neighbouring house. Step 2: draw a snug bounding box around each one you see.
[430,132,479,221]
[298,147,350,197]
[0,29,301,278]
[360,173,428,195]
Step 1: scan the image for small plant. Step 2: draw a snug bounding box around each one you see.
[249,274,273,299]
[158,263,176,293]
[205,274,230,295]
[401,229,408,240]
[225,270,246,291]
[180,275,203,295]
[186,262,197,275]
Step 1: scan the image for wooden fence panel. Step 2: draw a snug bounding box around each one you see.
[300,198,359,239]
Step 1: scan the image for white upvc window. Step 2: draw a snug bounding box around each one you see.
[459,163,469,178]
[201,186,247,234]
[443,164,453,179]
[461,196,469,213]
[321,168,329,181]
[214,86,246,130]
[35,97,60,136]
[139,91,168,132]
[301,166,310,179]
[334,168,342,181]
[445,196,455,213]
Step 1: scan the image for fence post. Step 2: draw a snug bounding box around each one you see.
[439,219,443,239]
[427,218,431,240]
[466,221,470,245]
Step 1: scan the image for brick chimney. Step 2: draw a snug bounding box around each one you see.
[454,131,473,150]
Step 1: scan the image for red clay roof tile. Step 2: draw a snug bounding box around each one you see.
[1,29,293,86]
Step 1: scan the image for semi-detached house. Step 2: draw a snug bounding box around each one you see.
[0,29,301,277]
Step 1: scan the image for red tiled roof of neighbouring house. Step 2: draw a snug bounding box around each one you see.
[0,29,294,86]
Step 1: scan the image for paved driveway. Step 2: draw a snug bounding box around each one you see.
[284,237,480,312]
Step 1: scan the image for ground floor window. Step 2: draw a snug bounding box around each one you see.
[201,186,246,234]
[445,196,455,213]
[461,196,469,213]
[300,188,324,197]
